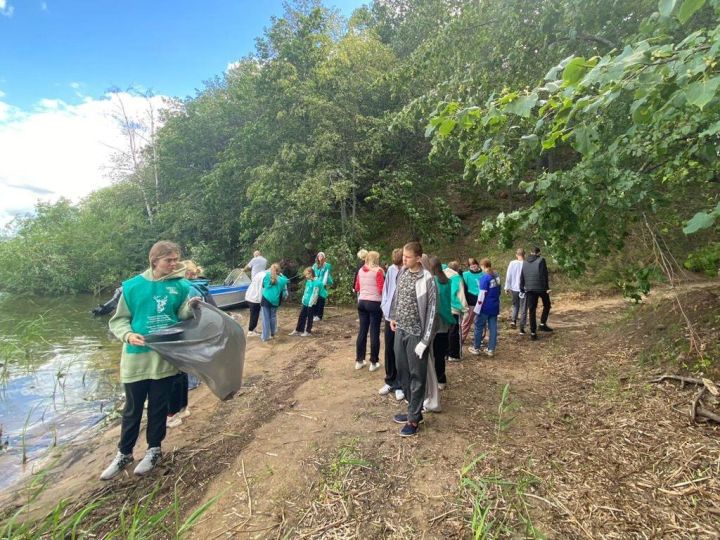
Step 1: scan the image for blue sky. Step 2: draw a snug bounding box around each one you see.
[0,0,367,226]
[1,0,367,108]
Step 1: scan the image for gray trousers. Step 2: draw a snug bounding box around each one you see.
[511,291,526,325]
[395,328,428,423]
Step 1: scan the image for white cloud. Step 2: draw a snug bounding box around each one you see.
[0,0,14,17]
[226,61,241,72]
[0,92,168,226]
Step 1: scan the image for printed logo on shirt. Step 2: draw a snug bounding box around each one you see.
[153,295,169,314]
[166,286,179,295]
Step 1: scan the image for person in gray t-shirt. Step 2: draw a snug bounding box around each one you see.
[244,251,268,278]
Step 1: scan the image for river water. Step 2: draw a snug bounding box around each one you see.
[0,292,122,491]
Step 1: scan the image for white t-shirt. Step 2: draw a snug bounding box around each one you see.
[245,270,267,304]
[504,260,523,292]
[246,256,268,278]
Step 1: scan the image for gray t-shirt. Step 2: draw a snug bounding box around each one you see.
[395,269,422,336]
[246,256,268,278]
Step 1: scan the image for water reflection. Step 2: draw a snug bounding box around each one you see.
[0,293,122,490]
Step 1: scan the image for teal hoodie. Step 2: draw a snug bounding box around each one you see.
[262,273,289,306]
[312,262,333,299]
[109,268,193,383]
[302,278,321,307]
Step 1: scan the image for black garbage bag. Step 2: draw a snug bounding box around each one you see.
[145,303,246,400]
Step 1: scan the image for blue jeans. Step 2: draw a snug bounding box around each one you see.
[474,313,498,351]
[261,299,277,341]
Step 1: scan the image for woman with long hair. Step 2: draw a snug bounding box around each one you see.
[354,250,385,371]
[261,263,289,342]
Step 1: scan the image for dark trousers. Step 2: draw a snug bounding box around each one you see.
[432,331,449,384]
[313,296,326,320]
[248,301,261,332]
[447,314,462,359]
[119,376,174,454]
[356,300,382,363]
[394,328,428,424]
[168,372,188,415]
[295,305,314,333]
[384,321,398,388]
[526,291,551,333]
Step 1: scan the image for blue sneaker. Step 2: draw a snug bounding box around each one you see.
[399,422,419,437]
[393,413,424,425]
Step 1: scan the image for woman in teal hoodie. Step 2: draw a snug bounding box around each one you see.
[101,241,197,481]
[312,252,333,321]
[261,263,289,342]
[290,267,320,336]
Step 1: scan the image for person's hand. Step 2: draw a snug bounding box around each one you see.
[189,297,202,307]
[414,342,427,358]
[127,333,145,346]
[390,320,397,332]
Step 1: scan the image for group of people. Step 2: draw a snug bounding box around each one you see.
[242,250,333,341]
[351,243,553,437]
[100,240,553,480]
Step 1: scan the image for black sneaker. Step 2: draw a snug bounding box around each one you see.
[539,324,554,332]
[530,333,538,340]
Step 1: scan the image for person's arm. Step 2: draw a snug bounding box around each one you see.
[354,271,361,293]
[375,268,385,296]
[474,277,488,315]
[416,276,437,356]
[504,265,512,292]
[520,265,526,293]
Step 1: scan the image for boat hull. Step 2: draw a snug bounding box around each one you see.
[208,284,248,309]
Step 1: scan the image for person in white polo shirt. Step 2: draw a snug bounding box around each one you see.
[504,248,525,330]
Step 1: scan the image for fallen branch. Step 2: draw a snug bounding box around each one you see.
[650,375,704,386]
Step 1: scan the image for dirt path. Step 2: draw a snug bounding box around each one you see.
[5,285,720,538]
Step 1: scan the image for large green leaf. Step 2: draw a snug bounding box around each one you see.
[677,0,706,24]
[685,76,720,110]
[658,0,677,17]
[562,57,588,86]
[683,211,716,234]
[504,93,538,118]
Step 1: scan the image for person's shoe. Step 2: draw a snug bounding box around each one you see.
[166,415,182,428]
[354,360,366,370]
[486,350,495,357]
[379,383,392,395]
[399,422,419,437]
[394,389,405,401]
[134,447,162,476]
[301,331,311,337]
[539,324,554,332]
[447,356,461,363]
[100,451,134,481]
[530,333,538,340]
[289,330,300,336]
[313,316,321,322]
[246,330,259,337]
[178,407,191,419]
[510,321,516,328]
[468,346,482,356]
[369,362,381,372]
[438,383,446,390]
[393,413,424,424]
[519,328,526,335]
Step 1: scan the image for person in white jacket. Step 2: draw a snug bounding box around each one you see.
[245,269,268,337]
[504,248,525,329]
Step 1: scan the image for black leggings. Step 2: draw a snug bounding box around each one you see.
[119,376,174,454]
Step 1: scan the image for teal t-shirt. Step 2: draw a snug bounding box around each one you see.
[262,273,289,306]
[435,278,455,325]
[122,273,192,354]
[462,270,484,297]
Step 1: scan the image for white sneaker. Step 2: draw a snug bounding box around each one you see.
[486,350,495,357]
[100,451,134,481]
[313,316,321,322]
[447,356,461,363]
[134,447,162,476]
[355,361,366,370]
[166,415,182,428]
[468,347,482,356]
[438,383,446,390]
[301,332,311,337]
[395,389,405,401]
[378,384,392,395]
[369,362,381,372]
[178,407,191,419]
[246,330,259,337]
[289,330,300,336]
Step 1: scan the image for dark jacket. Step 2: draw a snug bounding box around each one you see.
[520,255,549,292]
